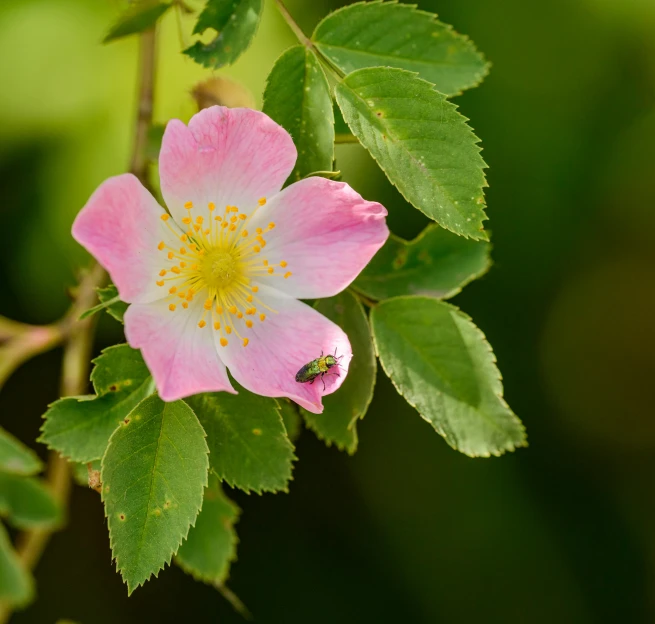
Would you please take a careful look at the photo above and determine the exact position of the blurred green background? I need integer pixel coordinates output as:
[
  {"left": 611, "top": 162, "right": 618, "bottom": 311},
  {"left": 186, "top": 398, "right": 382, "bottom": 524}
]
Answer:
[{"left": 1, "top": 0, "right": 654, "bottom": 621}]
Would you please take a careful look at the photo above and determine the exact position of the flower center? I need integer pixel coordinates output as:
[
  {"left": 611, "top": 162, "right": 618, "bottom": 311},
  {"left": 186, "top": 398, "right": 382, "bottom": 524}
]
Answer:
[
  {"left": 155, "top": 199, "right": 293, "bottom": 349},
  {"left": 201, "top": 248, "right": 239, "bottom": 290}
]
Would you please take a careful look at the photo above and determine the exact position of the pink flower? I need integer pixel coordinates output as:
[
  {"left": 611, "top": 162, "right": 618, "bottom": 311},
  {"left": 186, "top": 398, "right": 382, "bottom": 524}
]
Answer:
[{"left": 72, "top": 106, "right": 388, "bottom": 413}]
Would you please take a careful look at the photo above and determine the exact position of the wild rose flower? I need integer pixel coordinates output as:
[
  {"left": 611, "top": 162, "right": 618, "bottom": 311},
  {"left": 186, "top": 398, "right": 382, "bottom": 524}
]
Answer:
[{"left": 72, "top": 106, "right": 388, "bottom": 413}]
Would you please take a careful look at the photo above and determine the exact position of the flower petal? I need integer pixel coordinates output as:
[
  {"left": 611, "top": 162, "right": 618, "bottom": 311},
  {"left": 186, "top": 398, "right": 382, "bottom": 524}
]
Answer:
[
  {"left": 72, "top": 173, "right": 181, "bottom": 304},
  {"left": 124, "top": 297, "right": 235, "bottom": 402},
  {"left": 248, "top": 177, "right": 388, "bottom": 298},
  {"left": 216, "top": 285, "right": 351, "bottom": 413},
  {"left": 159, "top": 106, "right": 297, "bottom": 228}
]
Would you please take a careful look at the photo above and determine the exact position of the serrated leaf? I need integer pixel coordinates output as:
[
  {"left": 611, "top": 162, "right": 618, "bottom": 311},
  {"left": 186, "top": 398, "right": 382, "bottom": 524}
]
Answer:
[
  {"left": 335, "top": 67, "right": 488, "bottom": 239},
  {"left": 104, "top": 0, "right": 172, "bottom": 43},
  {"left": 371, "top": 296, "right": 526, "bottom": 457},
  {"left": 0, "top": 427, "right": 42, "bottom": 476},
  {"left": 98, "top": 284, "right": 128, "bottom": 323},
  {"left": 313, "top": 1, "right": 488, "bottom": 96},
  {"left": 175, "top": 474, "right": 239, "bottom": 584},
  {"left": 354, "top": 224, "right": 490, "bottom": 301},
  {"left": 102, "top": 395, "right": 209, "bottom": 594},
  {"left": 0, "top": 473, "right": 62, "bottom": 529},
  {"left": 186, "top": 390, "right": 295, "bottom": 494},
  {"left": 184, "top": 0, "right": 263, "bottom": 69},
  {"left": 263, "top": 46, "right": 334, "bottom": 183},
  {"left": 0, "top": 522, "right": 33, "bottom": 608},
  {"left": 301, "top": 290, "right": 375, "bottom": 454},
  {"left": 277, "top": 399, "right": 302, "bottom": 442},
  {"left": 39, "top": 345, "right": 154, "bottom": 462}
]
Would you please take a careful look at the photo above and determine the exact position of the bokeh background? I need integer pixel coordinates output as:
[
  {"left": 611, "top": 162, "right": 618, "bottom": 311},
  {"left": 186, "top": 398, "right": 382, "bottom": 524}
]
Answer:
[{"left": 1, "top": 0, "right": 654, "bottom": 621}]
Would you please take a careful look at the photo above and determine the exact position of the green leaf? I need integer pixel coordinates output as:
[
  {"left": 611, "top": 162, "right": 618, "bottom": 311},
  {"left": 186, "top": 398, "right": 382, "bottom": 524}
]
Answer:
[
  {"left": 176, "top": 474, "right": 239, "bottom": 584},
  {"left": 354, "top": 225, "right": 490, "bottom": 301},
  {"left": 184, "top": 0, "right": 263, "bottom": 69},
  {"left": 39, "top": 345, "right": 154, "bottom": 463},
  {"left": 104, "top": 0, "right": 172, "bottom": 43},
  {"left": 102, "top": 395, "right": 209, "bottom": 594},
  {"left": 371, "top": 296, "right": 526, "bottom": 457},
  {"left": 78, "top": 284, "right": 127, "bottom": 323},
  {"left": 263, "top": 46, "right": 334, "bottom": 183},
  {"left": 335, "top": 67, "right": 488, "bottom": 239},
  {"left": 0, "top": 522, "right": 33, "bottom": 607},
  {"left": 0, "top": 427, "right": 42, "bottom": 476},
  {"left": 313, "top": 1, "right": 488, "bottom": 96},
  {"left": 186, "top": 390, "right": 295, "bottom": 494},
  {"left": 301, "top": 291, "right": 375, "bottom": 454},
  {"left": 277, "top": 399, "right": 302, "bottom": 442},
  {"left": 0, "top": 473, "right": 62, "bottom": 529}
]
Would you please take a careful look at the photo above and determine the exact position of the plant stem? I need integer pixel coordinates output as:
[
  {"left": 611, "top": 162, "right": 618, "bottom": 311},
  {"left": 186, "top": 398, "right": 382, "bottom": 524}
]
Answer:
[
  {"left": 0, "top": 25, "right": 158, "bottom": 623},
  {"left": 273, "top": 0, "right": 313, "bottom": 49}
]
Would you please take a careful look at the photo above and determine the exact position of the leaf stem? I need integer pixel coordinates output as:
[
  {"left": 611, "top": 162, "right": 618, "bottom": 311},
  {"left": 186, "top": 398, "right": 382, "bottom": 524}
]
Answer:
[
  {"left": 0, "top": 25, "right": 158, "bottom": 623},
  {"left": 273, "top": 0, "right": 313, "bottom": 49}
]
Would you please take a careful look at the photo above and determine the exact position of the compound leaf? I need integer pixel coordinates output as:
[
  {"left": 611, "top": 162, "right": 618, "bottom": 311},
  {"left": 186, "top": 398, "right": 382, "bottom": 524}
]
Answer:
[
  {"left": 371, "top": 296, "right": 526, "bottom": 457},
  {"left": 0, "top": 428, "right": 42, "bottom": 476},
  {"left": 184, "top": 0, "right": 263, "bottom": 69},
  {"left": 313, "top": 0, "right": 488, "bottom": 96},
  {"left": 102, "top": 395, "right": 209, "bottom": 594},
  {"left": 336, "top": 67, "right": 488, "bottom": 239},
  {"left": 354, "top": 224, "right": 490, "bottom": 300},
  {"left": 302, "top": 291, "right": 375, "bottom": 454},
  {"left": 263, "top": 46, "right": 334, "bottom": 183},
  {"left": 176, "top": 474, "right": 239, "bottom": 584},
  {"left": 186, "top": 390, "right": 295, "bottom": 494}
]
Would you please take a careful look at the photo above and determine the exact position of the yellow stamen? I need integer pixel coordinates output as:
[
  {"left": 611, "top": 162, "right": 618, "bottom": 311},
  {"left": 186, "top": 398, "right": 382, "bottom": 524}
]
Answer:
[
  {"left": 268, "top": 222, "right": 276, "bottom": 229},
  {"left": 258, "top": 197, "right": 266, "bottom": 206},
  {"left": 208, "top": 202, "right": 215, "bottom": 211},
  {"left": 226, "top": 326, "right": 232, "bottom": 335},
  {"left": 157, "top": 241, "right": 165, "bottom": 250},
  {"left": 198, "top": 320, "right": 206, "bottom": 328},
  {"left": 267, "top": 267, "right": 274, "bottom": 274},
  {"left": 167, "top": 252, "right": 174, "bottom": 260},
  {"left": 169, "top": 304, "right": 176, "bottom": 312},
  {"left": 229, "top": 306, "right": 237, "bottom": 314},
  {"left": 169, "top": 286, "right": 177, "bottom": 294},
  {"left": 182, "top": 217, "right": 191, "bottom": 224},
  {"left": 220, "top": 337, "right": 228, "bottom": 347},
  {"left": 156, "top": 280, "right": 164, "bottom": 287},
  {"left": 159, "top": 269, "right": 167, "bottom": 277},
  {"left": 214, "top": 321, "right": 221, "bottom": 330},
  {"left": 160, "top": 214, "right": 170, "bottom": 221},
  {"left": 184, "top": 201, "right": 193, "bottom": 209},
  {"left": 252, "top": 286, "right": 259, "bottom": 293},
  {"left": 284, "top": 272, "right": 292, "bottom": 279},
  {"left": 246, "top": 320, "right": 253, "bottom": 328},
  {"left": 243, "top": 338, "right": 249, "bottom": 347},
  {"left": 280, "top": 261, "right": 288, "bottom": 268},
  {"left": 260, "top": 314, "right": 266, "bottom": 322}
]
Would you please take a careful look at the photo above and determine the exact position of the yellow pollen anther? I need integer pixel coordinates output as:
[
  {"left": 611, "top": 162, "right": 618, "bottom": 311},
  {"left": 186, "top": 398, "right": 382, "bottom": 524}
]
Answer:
[
  {"left": 180, "top": 248, "right": 187, "bottom": 254},
  {"left": 229, "top": 305, "right": 237, "bottom": 314},
  {"left": 161, "top": 214, "right": 170, "bottom": 221},
  {"left": 220, "top": 337, "right": 228, "bottom": 347},
  {"left": 267, "top": 267, "right": 274, "bottom": 274},
  {"left": 169, "top": 286, "right": 177, "bottom": 294},
  {"left": 284, "top": 272, "right": 292, "bottom": 279},
  {"left": 215, "top": 216, "right": 222, "bottom": 221},
  {"left": 184, "top": 201, "right": 193, "bottom": 209},
  {"left": 178, "top": 292, "right": 186, "bottom": 299},
  {"left": 226, "top": 326, "right": 232, "bottom": 335},
  {"left": 252, "top": 286, "right": 259, "bottom": 293},
  {"left": 260, "top": 314, "right": 266, "bottom": 321},
  {"left": 263, "top": 260, "right": 268, "bottom": 266},
  {"left": 246, "top": 320, "right": 253, "bottom": 328},
  {"left": 196, "top": 216, "right": 204, "bottom": 224},
  {"left": 221, "top": 222, "right": 229, "bottom": 229},
  {"left": 198, "top": 320, "right": 206, "bottom": 328},
  {"left": 169, "top": 304, "right": 176, "bottom": 311},
  {"left": 159, "top": 269, "right": 167, "bottom": 276},
  {"left": 280, "top": 261, "right": 288, "bottom": 268},
  {"left": 167, "top": 252, "right": 174, "bottom": 260},
  {"left": 243, "top": 338, "right": 249, "bottom": 347},
  {"left": 171, "top": 266, "right": 180, "bottom": 274},
  {"left": 268, "top": 222, "right": 276, "bottom": 229},
  {"left": 182, "top": 217, "right": 191, "bottom": 224},
  {"left": 180, "top": 262, "right": 187, "bottom": 268},
  {"left": 156, "top": 280, "right": 164, "bottom": 287},
  {"left": 157, "top": 241, "right": 165, "bottom": 250},
  {"left": 239, "top": 214, "right": 247, "bottom": 220},
  {"left": 253, "top": 246, "right": 261, "bottom": 253},
  {"left": 192, "top": 264, "right": 199, "bottom": 271},
  {"left": 256, "top": 228, "right": 263, "bottom": 234},
  {"left": 182, "top": 301, "right": 189, "bottom": 309},
  {"left": 216, "top": 305, "right": 223, "bottom": 314},
  {"left": 193, "top": 224, "right": 201, "bottom": 232},
  {"left": 214, "top": 322, "right": 221, "bottom": 330},
  {"left": 208, "top": 202, "right": 215, "bottom": 211},
  {"left": 180, "top": 234, "right": 188, "bottom": 242},
  {"left": 204, "top": 229, "right": 211, "bottom": 235},
  {"left": 230, "top": 216, "right": 237, "bottom": 223},
  {"left": 246, "top": 295, "right": 253, "bottom": 303},
  {"left": 237, "top": 312, "right": 243, "bottom": 319},
  {"left": 258, "top": 198, "right": 266, "bottom": 206},
  {"left": 229, "top": 224, "right": 236, "bottom": 232},
  {"left": 241, "top": 229, "right": 249, "bottom": 237},
  {"left": 204, "top": 299, "right": 212, "bottom": 310}
]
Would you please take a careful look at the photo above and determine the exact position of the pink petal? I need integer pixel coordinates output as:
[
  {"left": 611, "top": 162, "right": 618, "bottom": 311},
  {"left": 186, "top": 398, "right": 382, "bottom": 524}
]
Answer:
[
  {"left": 72, "top": 174, "right": 181, "bottom": 304},
  {"left": 216, "top": 285, "right": 352, "bottom": 413},
  {"left": 124, "top": 298, "right": 235, "bottom": 401},
  {"left": 159, "top": 106, "right": 297, "bottom": 228},
  {"left": 248, "top": 177, "right": 388, "bottom": 298}
]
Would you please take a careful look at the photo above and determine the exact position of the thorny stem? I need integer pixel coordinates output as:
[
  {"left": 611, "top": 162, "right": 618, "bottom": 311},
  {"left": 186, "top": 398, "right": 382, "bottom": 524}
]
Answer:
[{"left": 0, "top": 26, "right": 158, "bottom": 624}]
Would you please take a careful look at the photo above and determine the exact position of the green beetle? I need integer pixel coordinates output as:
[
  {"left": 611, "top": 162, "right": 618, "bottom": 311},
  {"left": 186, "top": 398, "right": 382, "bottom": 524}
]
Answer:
[{"left": 295, "top": 350, "right": 342, "bottom": 390}]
